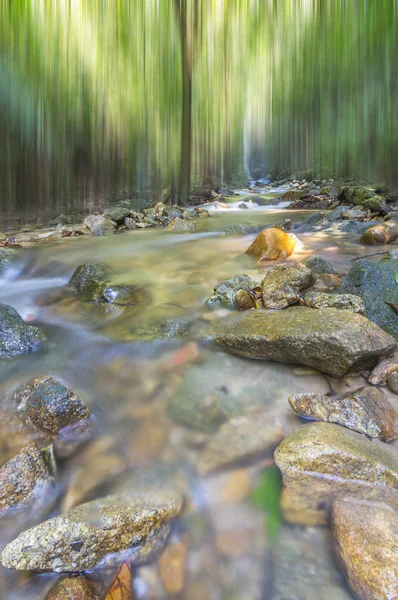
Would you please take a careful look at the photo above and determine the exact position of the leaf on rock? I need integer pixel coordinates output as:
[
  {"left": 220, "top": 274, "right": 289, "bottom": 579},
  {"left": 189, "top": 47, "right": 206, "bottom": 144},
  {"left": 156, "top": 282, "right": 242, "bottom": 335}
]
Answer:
[
  {"left": 394, "top": 272, "right": 398, "bottom": 284},
  {"left": 385, "top": 301, "right": 398, "bottom": 315},
  {"left": 103, "top": 562, "right": 133, "bottom": 600}
]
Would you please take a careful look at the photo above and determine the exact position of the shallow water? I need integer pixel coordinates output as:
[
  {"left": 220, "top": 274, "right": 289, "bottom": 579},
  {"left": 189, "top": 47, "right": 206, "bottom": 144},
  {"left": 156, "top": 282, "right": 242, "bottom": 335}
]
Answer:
[{"left": 0, "top": 205, "right": 393, "bottom": 599}]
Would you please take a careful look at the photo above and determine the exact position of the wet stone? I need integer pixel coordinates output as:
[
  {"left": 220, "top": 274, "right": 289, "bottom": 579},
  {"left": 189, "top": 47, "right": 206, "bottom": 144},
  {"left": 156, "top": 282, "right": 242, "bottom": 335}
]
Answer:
[
  {"left": 0, "top": 248, "right": 16, "bottom": 274},
  {"left": 206, "top": 274, "right": 258, "bottom": 307},
  {"left": 234, "top": 289, "right": 256, "bottom": 310},
  {"left": 211, "top": 307, "right": 396, "bottom": 378},
  {"left": 369, "top": 350, "right": 398, "bottom": 385},
  {"left": 388, "top": 372, "right": 398, "bottom": 394},
  {"left": 332, "top": 499, "right": 398, "bottom": 600},
  {"left": 302, "top": 254, "right": 338, "bottom": 274},
  {"left": 84, "top": 214, "right": 116, "bottom": 236},
  {"left": 260, "top": 262, "right": 315, "bottom": 309},
  {"left": 303, "top": 291, "right": 364, "bottom": 313},
  {"left": 0, "top": 443, "right": 53, "bottom": 518},
  {"left": 67, "top": 264, "right": 106, "bottom": 299},
  {"left": 1, "top": 491, "right": 183, "bottom": 572},
  {"left": 100, "top": 284, "right": 150, "bottom": 306},
  {"left": 245, "top": 227, "right": 296, "bottom": 261},
  {"left": 46, "top": 575, "right": 98, "bottom": 599},
  {"left": 165, "top": 217, "right": 196, "bottom": 232},
  {"left": 275, "top": 422, "right": 398, "bottom": 525},
  {"left": 0, "top": 303, "right": 47, "bottom": 359},
  {"left": 104, "top": 206, "right": 132, "bottom": 222},
  {"left": 14, "top": 376, "right": 90, "bottom": 436},
  {"left": 288, "top": 386, "right": 397, "bottom": 440}
]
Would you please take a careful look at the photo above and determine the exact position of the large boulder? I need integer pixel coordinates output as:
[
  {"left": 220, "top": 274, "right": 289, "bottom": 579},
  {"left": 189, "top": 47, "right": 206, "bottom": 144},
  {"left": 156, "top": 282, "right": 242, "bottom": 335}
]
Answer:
[
  {"left": 104, "top": 206, "right": 132, "bottom": 222},
  {"left": 332, "top": 499, "right": 398, "bottom": 600},
  {"left": 210, "top": 307, "right": 396, "bottom": 377},
  {"left": 84, "top": 214, "right": 116, "bottom": 236},
  {"left": 261, "top": 262, "right": 315, "bottom": 309},
  {"left": 288, "top": 386, "right": 396, "bottom": 440},
  {"left": 245, "top": 228, "right": 296, "bottom": 261},
  {"left": 274, "top": 422, "right": 398, "bottom": 525},
  {"left": 0, "top": 304, "right": 47, "bottom": 358},
  {"left": 67, "top": 263, "right": 106, "bottom": 299},
  {"left": 342, "top": 253, "right": 398, "bottom": 334},
  {"left": 1, "top": 491, "right": 183, "bottom": 572},
  {"left": 360, "top": 221, "right": 398, "bottom": 244},
  {"left": 47, "top": 576, "right": 98, "bottom": 599},
  {"left": 165, "top": 218, "right": 196, "bottom": 232}
]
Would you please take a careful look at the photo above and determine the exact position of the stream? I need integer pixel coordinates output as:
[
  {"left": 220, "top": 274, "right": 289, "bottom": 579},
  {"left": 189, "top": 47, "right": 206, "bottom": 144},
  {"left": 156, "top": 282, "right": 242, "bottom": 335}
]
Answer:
[{"left": 0, "top": 200, "right": 393, "bottom": 599}]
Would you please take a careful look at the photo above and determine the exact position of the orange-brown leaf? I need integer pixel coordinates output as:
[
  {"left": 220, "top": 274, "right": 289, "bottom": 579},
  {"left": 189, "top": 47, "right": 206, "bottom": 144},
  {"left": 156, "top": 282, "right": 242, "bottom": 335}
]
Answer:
[
  {"left": 385, "top": 301, "right": 398, "bottom": 315},
  {"left": 103, "top": 562, "right": 133, "bottom": 600}
]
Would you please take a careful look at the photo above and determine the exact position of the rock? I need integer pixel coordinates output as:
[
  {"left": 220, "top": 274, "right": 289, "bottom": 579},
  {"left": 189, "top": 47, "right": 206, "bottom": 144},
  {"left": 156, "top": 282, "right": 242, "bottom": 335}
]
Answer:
[
  {"left": 340, "top": 208, "right": 367, "bottom": 220},
  {"left": 13, "top": 376, "right": 90, "bottom": 436},
  {"left": 155, "top": 318, "right": 191, "bottom": 338},
  {"left": 332, "top": 499, "right": 398, "bottom": 600},
  {"left": 388, "top": 372, "right": 398, "bottom": 394},
  {"left": 206, "top": 274, "right": 258, "bottom": 307},
  {"left": 67, "top": 264, "right": 106, "bottom": 299},
  {"left": 360, "top": 195, "right": 389, "bottom": 214},
  {"left": 369, "top": 351, "right": 398, "bottom": 385},
  {"left": 211, "top": 307, "right": 396, "bottom": 377},
  {"left": 260, "top": 262, "right": 315, "bottom": 309},
  {"left": 270, "top": 218, "right": 292, "bottom": 231},
  {"left": 220, "top": 224, "right": 247, "bottom": 236},
  {"left": 303, "top": 291, "right": 364, "bottom": 313},
  {"left": 104, "top": 206, "right": 131, "bottom": 222},
  {"left": 302, "top": 255, "right": 337, "bottom": 274},
  {"left": 0, "top": 304, "right": 47, "bottom": 359},
  {"left": 342, "top": 254, "right": 398, "bottom": 334},
  {"left": 1, "top": 491, "right": 183, "bottom": 572},
  {"left": 360, "top": 221, "right": 398, "bottom": 244},
  {"left": 100, "top": 284, "right": 149, "bottom": 306},
  {"left": 245, "top": 228, "right": 296, "bottom": 261},
  {"left": 288, "top": 386, "right": 396, "bottom": 440},
  {"left": 84, "top": 214, "right": 116, "bottom": 236},
  {"left": 339, "top": 185, "right": 376, "bottom": 206},
  {"left": 165, "top": 218, "right": 196, "bottom": 232},
  {"left": 0, "top": 248, "right": 16, "bottom": 274},
  {"left": 272, "top": 526, "right": 352, "bottom": 600},
  {"left": 47, "top": 575, "right": 98, "bottom": 599},
  {"left": 274, "top": 422, "right": 398, "bottom": 525},
  {"left": 0, "top": 444, "right": 52, "bottom": 518},
  {"left": 198, "top": 416, "right": 283, "bottom": 475},
  {"left": 299, "top": 212, "right": 328, "bottom": 230},
  {"left": 234, "top": 289, "right": 256, "bottom": 310},
  {"left": 56, "top": 223, "right": 90, "bottom": 237}
]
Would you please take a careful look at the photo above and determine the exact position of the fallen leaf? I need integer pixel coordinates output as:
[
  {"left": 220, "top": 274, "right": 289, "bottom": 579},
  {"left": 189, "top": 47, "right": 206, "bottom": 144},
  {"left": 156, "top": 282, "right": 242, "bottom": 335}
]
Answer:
[
  {"left": 103, "top": 562, "right": 133, "bottom": 600},
  {"left": 385, "top": 301, "right": 398, "bottom": 315},
  {"left": 394, "top": 272, "right": 398, "bottom": 284}
]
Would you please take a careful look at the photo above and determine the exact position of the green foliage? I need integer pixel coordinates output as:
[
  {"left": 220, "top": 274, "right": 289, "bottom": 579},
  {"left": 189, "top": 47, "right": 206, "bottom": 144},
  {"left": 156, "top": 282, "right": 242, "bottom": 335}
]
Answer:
[{"left": 251, "top": 465, "right": 282, "bottom": 542}]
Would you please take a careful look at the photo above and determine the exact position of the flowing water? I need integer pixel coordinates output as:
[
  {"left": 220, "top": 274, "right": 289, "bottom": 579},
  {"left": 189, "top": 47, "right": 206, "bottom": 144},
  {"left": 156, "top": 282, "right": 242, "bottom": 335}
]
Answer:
[{"left": 0, "top": 202, "right": 390, "bottom": 599}]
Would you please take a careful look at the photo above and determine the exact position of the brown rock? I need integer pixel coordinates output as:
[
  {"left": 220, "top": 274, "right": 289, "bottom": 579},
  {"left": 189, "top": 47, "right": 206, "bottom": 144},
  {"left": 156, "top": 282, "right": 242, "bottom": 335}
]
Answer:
[
  {"left": 288, "top": 386, "right": 397, "bottom": 440},
  {"left": 332, "top": 499, "right": 398, "bottom": 600},
  {"left": 261, "top": 262, "right": 315, "bottom": 309},
  {"left": 360, "top": 221, "right": 398, "bottom": 245},
  {"left": 234, "top": 289, "right": 255, "bottom": 311},
  {"left": 369, "top": 351, "right": 398, "bottom": 385},
  {"left": 274, "top": 422, "right": 398, "bottom": 525},
  {"left": 0, "top": 443, "right": 53, "bottom": 517},
  {"left": 47, "top": 575, "right": 98, "bottom": 599},
  {"left": 198, "top": 415, "right": 283, "bottom": 475},
  {"left": 388, "top": 372, "right": 398, "bottom": 394},
  {"left": 14, "top": 376, "right": 90, "bottom": 436},
  {"left": 245, "top": 228, "right": 296, "bottom": 261},
  {"left": 159, "top": 535, "right": 188, "bottom": 594}
]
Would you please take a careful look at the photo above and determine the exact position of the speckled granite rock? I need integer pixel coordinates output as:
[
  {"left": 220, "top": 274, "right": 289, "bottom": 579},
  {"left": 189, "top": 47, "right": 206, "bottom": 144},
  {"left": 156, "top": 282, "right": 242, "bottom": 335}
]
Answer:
[
  {"left": 302, "top": 254, "right": 338, "bottom": 275},
  {"left": 46, "top": 575, "right": 98, "bottom": 599},
  {"left": 332, "top": 499, "right": 398, "bottom": 600},
  {"left": 14, "top": 376, "right": 90, "bottom": 435},
  {"left": 1, "top": 491, "right": 183, "bottom": 572},
  {"left": 0, "top": 443, "right": 53, "bottom": 518},
  {"left": 274, "top": 422, "right": 398, "bottom": 525},
  {"left": 288, "top": 386, "right": 396, "bottom": 440},
  {"left": 67, "top": 264, "right": 106, "bottom": 299},
  {"left": 211, "top": 307, "right": 396, "bottom": 377},
  {"left": 0, "top": 304, "right": 47, "bottom": 358},
  {"left": 84, "top": 215, "right": 116, "bottom": 236},
  {"left": 206, "top": 274, "right": 258, "bottom": 307},
  {"left": 165, "top": 217, "right": 196, "bottom": 232},
  {"left": 260, "top": 262, "right": 315, "bottom": 309},
  {"left": 198, "top": 416, "right": 283, "bottom": 475},
  {"left": 369, "top": 351, "right": 398, "bottom": 385},
  {"left": 303, "top": 291, "right": 364, "bottom": 313}
]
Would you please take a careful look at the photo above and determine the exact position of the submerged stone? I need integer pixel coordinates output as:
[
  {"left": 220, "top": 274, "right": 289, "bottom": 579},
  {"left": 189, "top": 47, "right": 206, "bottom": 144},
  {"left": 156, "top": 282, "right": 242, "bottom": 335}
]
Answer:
[
  {"left": 210, "top": 307, "right": 396, "bottom": 377},
  {"left": 0, "top": 304, "right": 47, "bottom": 359},
  {"left": 84, "top": 215, "right": 116, "bottom": 236},
  {"left": 1, "top": 491, "right": 183, "bottom": 572},
  {"left": 67, "top": 264, "right": 106, "bottom": 299},
  {"left": 302, "top": 254, "right": 338, "bottom": 274},
  {"left": 165, "top": 217, "right": 196, "bottom": 232},
  {"left": 303, "top": 291, "right": 364, "bottom": 313},
  {"left": 388, "top": 372, "right": 398, "bottom": 394},
  {"left": 47, "top": 575, "right": 98, "bottom": 599},
  {"left": 206, "top": 274, "right": 258, "bottom": 307},
  {"left": 100, "top": 284, "right": 150, "bottom": 306},
  {"left": 0, "top": 443, "right": 53, "bottom": 518},
  {"left": 274, "top": 422, "right": 398, "bottom": 525},
  {"left": 261, "top": 262, "right": 315, "bottom": 309},
  {"left": 288, "top": 386, "right": 396, "bottom": 440},
  {"left": 14, "top": 376, "right": 90, "bottom": 436},
  {"left": 332, "top": 499, "right": 398, "bottom": 600},
  {"left": 245, "top": 228, "right": 296, "bottom": 261}
]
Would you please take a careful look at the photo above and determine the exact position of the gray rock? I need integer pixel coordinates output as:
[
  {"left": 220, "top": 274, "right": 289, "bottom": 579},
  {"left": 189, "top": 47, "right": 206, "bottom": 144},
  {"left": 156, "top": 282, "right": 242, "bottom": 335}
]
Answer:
[
  {"left": 388, "top": 372, "right": 398, "bottom": 394},
  {"left": 14, "top": 376, "right": 90, "bottom": 435},
  {"left": 101, "top": 284, "right": 150, "bottom": 306},
  {"left": 84, "top": 215, "right": 116, "bottom": 236},
  {"left": 0, "top": 248, "right": 16, "bottom": 274},
  {"left": 0, "top": 444, "right": 53, "bottom": 518},
  {"left": 104, "top": 206, "right": 132, "bottom": 222},
  {"left": 299, "top": 212, "right": 328, "bottom": 231},
  {"left": 206, "top": 274, "right": 258, "bottom": 307},
  {"left": 210, "top": 307, "right": 396, "bottom": 377},
  {"left": 288, "top": 386, "right": 396, "bottom": 440},
  {"left": 369, "top": 351, "right": 398, "bottom": 385},
  {"left": 165, "top": 218, "right": 196, "bottom": 232},
  {"left": 261, "top": 262, "right": 315, "bottom": 309},
  {"left": 67, "top": 263, "right": 106, "bottom": 299},
  {"left": 0, "top": 304, "right": 47, "bottom": 359},
  {"left": 302, "top": 255, "right": 337, "bottom": 274},
  {"left": 220, "top": 224, "right": 247, "bottom": 236},
  {"left": 303, "top": 291, "right": 364, "bottom": 313},
  {"left": 342, "top": 253, "right": 398, "bottom": 334},
  {"left": 1, "top": 491, "right": 183, "bottom": 572}
]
